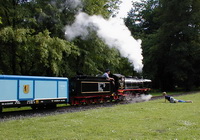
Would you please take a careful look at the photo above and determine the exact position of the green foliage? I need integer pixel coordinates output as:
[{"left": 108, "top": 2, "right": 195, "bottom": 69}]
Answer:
[
  {"left": 0, "top": 0, "right": 136, "bottom": 78},
  {"left": 125, "top": 0, "right": 200, "bottom": 90},
  {"left": 0, "top": 93, "right": 200, "bottom": 139},
  {"left": 0, "top": 27, "right": 79, "bottom": 76},
  {"left": 82, "top": 0, "right": 121, "bottom": 18},
  {"left": 28, "top": 0, "right": 81, "bottom": 38}
]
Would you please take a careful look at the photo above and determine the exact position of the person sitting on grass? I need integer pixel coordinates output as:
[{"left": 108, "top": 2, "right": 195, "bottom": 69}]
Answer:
[{"left": 163, "top": 92, "right": 193, "bottom": 103}]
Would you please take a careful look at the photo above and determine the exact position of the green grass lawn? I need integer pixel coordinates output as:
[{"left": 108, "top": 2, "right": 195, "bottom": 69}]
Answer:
[{"left": 0, "top": 93, "right": 200, "bottom": 140}]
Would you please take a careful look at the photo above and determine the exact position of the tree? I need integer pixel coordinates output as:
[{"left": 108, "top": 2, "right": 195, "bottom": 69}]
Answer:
[
  {"left": 125, "top": 0, "right": 200, "bottom": 91},
  {"left": 0, "top": 0, "right": 135, "bottom": 77},
  {"left": 0, "top": 17, "right": 2, "bottom": 24},
  {"left": 0, "top": 27, "right": 79, "bottom": 76},
  {"left": 72, "top": 32, "right": 121, "bottom": 75},
  {"left": 82, "top": 0, "right": 121, "bottom": 18},
  {"left": 0, "top": 0, "right": 81, "bottom": 76}
]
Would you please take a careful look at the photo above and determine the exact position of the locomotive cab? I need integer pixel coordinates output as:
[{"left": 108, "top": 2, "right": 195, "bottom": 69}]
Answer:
[
  {"left": 70, "top": 75, "right": 114, "bottom": 96},
  {"left": 69, "top": 75, "right": 116, "bottom": 105},
  {"left": 111, "top": 74, "right": 125, "bottom": 90}
]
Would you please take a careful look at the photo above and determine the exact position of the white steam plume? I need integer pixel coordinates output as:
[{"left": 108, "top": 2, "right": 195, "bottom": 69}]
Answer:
[
  {"left": 125, "top": 94, "right": 152, "bottom": 103},
  {"left": 65, "top": 12, "right": 143, "bottom": 72}
]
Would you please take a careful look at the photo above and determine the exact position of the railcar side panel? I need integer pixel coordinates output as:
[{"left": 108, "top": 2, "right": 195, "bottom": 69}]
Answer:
[
  {"left": 35, "top": 81, "right": 57, "bottom": 99},
  {"left": 0, "top": 80, "right": 17, "bottom": 101},
  {"left": 19, "top": 80, "right": 34, "bottom": 100},
  {"left": 58, "top": 81, "right": 68, "bottom": 98}
]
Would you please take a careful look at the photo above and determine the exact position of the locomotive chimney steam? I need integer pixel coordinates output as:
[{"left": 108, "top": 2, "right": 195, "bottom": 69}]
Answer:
[{"left": 65, "top": 6, "right": 143, "bottom": 72}]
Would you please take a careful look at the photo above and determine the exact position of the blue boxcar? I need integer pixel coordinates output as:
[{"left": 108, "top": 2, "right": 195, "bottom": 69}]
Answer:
[{"left": 0, "top": 75, "right": 69, "bottom": 112}]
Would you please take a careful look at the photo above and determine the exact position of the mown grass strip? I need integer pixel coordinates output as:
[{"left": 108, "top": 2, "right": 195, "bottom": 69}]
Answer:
[{"left": 0, "top": 93, "right": 199, "bottom": 139}]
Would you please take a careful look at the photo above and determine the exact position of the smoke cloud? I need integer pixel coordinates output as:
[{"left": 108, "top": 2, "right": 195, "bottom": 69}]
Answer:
[
  {"left": 64, "top": 7, "right": 143, "bottom": 72},
  {"left": 125, "top": 94, "right": 152, "bottom": 103}
]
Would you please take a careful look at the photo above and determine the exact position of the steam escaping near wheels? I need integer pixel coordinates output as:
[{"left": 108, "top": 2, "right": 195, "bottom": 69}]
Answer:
[{"left": 124, "top": 94, "right": 153, "bottom": 103}]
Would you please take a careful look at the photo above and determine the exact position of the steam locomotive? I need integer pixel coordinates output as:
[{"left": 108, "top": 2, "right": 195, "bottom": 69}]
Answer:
[{"left": 0, "top": 74, "right": 151, "bottom": 112}]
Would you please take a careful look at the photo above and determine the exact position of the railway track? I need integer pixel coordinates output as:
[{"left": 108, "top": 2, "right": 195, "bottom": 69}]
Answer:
[{"left": 0, "top": 102, "right": 120, "bottom": 121}]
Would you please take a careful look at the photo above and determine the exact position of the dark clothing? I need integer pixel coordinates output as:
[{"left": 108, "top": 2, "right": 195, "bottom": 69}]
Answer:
[
  {"left": 165, "top": 95, "right": 171, "bottom": 102},
  {"left": 165, "top": 95, "right": 176, "bottom": 103},
  {"left": 165, "top": 95, "right": 186, "bottom": 103}
]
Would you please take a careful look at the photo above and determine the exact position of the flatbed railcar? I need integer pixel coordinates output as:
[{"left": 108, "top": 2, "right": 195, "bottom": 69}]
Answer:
[{"left": 0, "top": 75, "right": 69, "bottom": 112}]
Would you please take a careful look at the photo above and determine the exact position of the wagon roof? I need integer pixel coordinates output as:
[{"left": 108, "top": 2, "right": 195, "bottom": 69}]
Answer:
[{"left": 0, "top": 75, "right": 68, "bottom": 81}]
